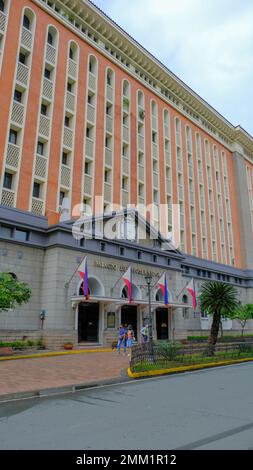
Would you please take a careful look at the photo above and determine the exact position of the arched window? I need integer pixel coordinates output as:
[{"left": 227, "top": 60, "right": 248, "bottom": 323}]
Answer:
[
  {"left": 121, "top": 286, "right": 128, "bottom": 299},
  {"left": 23, "top": 14, "right": 30, "bottom": 30},
  {"left": 0, "top": 0, "right": 5, "bottom": 13},
  {"left": 47, "top": 32, "right": 53, "bottom": 45},
  {"left": 88, "top": 55, "right": 97, "bottom": 75},
  {"left": 122, "top": 79, "right": 130, "bottom": 98},
  {"left": 106, "top": 69, "right": 114, "bottom": 86},
  {"left": 79, "top": 284, "right": 91, "bottom": 296}
]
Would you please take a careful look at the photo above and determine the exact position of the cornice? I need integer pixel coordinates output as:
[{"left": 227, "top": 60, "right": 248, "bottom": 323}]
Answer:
[{"left": 33, "top": 0, "right": 253, "bottom": 162}]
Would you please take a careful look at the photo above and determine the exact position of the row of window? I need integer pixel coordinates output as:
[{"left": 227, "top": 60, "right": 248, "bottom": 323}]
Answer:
[
  {"left": 0, "top": 225, "right": 29, "bottom": 241},
  {"left": 181, "top": 264, "right": 244, "bottom": 285}
]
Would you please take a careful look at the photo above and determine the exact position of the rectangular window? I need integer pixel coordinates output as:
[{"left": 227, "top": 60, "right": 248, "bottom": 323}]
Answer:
[
  {"left": 67, "top": 82, "right": 72, "bottom": 93},
  {"left": 33, "top": 182, "right": 40, "bottom": 198},
  {"left": 37, "top": 142, "right": 44, "bottom": 155},
  {"left": 59, "top": 191, "right": 65, "bottom": 205},
  {"left": 15, "top": 229, "right": 29, "bottom": 241},
  {"left": 44, "top": 68, "right": 51, "bottom": 80},
  {"left": 3, "top": 172, "right": 13, "bottom": 190},
  {"left": 138, "top": 251, "right": 142, "bottom": 260},
  {"left": 62, "top": 152, "right": 68, "bottom": 165},
  {"left": 153, "top": 255, "right": 157, "bottom": 263},
  {"left": 41, "top": 104, "right": 47, "bottom": 116},
  {"left": 65, "top": 116, "right": 70, "bottom": 127},
  {"left": 100, "top": 242, "right": 106, "bottom": 252},
  {"left": 9, "top": 130, "right": 17, "bottom": 145},
  {"left": 14, "top": 90, "right": 22, "bottom": 103},
  {"left": 19, "top": 52, "right": 26, "bottom": 64},
  {"left": 0, "top": 225, "right": 12, "bottom": 238},
  {"left": 119, "top": 247, "right": 125, "bottom": 256}
]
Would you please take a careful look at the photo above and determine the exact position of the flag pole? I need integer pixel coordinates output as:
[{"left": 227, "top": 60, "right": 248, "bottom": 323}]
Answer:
[
  {"left": 65, "top": 257, "right": 86, "bottom": 290},
  {"left": 175, "top": 279, "right": 192, "bottom": 300}
]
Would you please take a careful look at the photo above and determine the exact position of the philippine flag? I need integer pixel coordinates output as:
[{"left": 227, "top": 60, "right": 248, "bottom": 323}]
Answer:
[
  {"left": 78, "top": 257, "right": 89, "bottom": 300},
  {"left": 186, "top": 278, "right": 197, "bottom": 310},
  {"left": 122, "top": 267, "right": 133, "bottom": 304},
  {"left": 157, "top": 272, "right": 169, "bottom": 306}
]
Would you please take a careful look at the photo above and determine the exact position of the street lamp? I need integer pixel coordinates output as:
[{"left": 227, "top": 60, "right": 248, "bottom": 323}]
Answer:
[{"left": 145, "top": 275, "right": 153, "bottom": 359}]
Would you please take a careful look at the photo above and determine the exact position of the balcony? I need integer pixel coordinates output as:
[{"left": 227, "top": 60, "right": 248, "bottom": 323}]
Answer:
[
  {"left": 42, "top": 77, "right": 53, "bottom": 101},
  {"left": 34, "top": 155, "right": 47, "bottom": 180},
  {"left": 46, "top": 43, "right": 57, "bottom": 66},
  {"left": 39, "top": 114, "right": 50, "bottom": 138},
  {"left": 85, "top": 138, "right": 94, "bottom": 159},
  {"left": 104, "top": 182, "right": 112, "bottom": 202},
  {"left": 106, "top": 115, "right": 113, "bottom": 134},
  {"left": 153, "top": 172, "right": 159, "bottom": 189},
  {"left": 31, "top": 197, "right": 44, "bottom": 215},
  {"left": 63, "top": 126, "right": 73, "bottom": 149},
  {"left": 122, "top": 190, "right": 129, "bottom": 208},
  {"left": 66, "top": 91, "right": 75, "bottom": 113},
  {"left": 164, "top": 124, "right": 170, "bottom": 139},
  {"left": 165, "top": 150, "right": 171, "bottom": 165},
  {"left": 138, "top": 134, "right": 144, "bottom": 152},
  {"left": 21, "top": 27, "right": 32, "bottom": 51},
  {"left": 152, "top": 142, "right": 158, "bottom": 159},
  {"left": 84, "top": 174, "right": 93, "bottom": 195},
  {"left": 88, "top": 72, "right": 96, "bottom": 92},
  {"left": 105, "top": 147, "right": 112, "bottom": 167},
  {"left": 11, "top": 101, "right": 25, "bottom": 127},
  {"left": 0, "top": 10, "right": 6, "bottom": 34},
  {"left": 61, "top": 164, "right": 71, "bottom": 188},
  {"left": 166, "top": 178, "right": 172, "bottom": 195},
  {"left": 87, "top": 103, "right": 95, "bottom": 124},
  {"left": 1, "top": 188, "right": 15, "bottom": 207},
  {"left": 122, "top": 125, "right": 129, "bottom": 143},
  {"left": 6, "top": 143, "right": 20, "bottom": 169},
  {"left": 68, "top": 58, "right": 77, "bottom": 79},
  {"left": 106, "top": 84, "right": 113, "bottom": 102},
  {"left": 122, "top": 157, "right": 129, "bottom": 175},
  {"left": 151, "top": 115, "right": 157, "bottom": 130},
  {"left": 16, "top": 62, "right": 29, "bottom": 87},
  {"left": 138, "top": 165, "right": 144, "bottom": 182}
]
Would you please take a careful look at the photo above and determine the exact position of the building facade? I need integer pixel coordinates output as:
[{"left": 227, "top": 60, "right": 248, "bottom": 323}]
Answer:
[
  {"left": 0, "top": 206, "right": 252, "bottom": 348},
  {"left": 0, "top": 0, "right": 252, "bottom": 345}
]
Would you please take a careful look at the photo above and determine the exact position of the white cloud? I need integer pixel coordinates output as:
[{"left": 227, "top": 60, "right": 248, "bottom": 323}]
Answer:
[{"left": 93, "top": 0, "right": 253, "bottom": 133}]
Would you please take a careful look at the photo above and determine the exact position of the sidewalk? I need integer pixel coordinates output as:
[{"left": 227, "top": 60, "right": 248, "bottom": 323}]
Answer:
[{"left": 0, "top": 351, "right": 129, "bottom": 401}]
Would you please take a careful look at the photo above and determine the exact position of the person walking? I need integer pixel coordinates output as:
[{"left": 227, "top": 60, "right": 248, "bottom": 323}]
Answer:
[
  {"left": 117, "top": 324, "right": 127, "bottom": 354},
  {"left": 141, "top": 324, "right": 148, "bottom": 343},
  {"left": 126, "top": 324, "right": 135, "bottom": 357}
]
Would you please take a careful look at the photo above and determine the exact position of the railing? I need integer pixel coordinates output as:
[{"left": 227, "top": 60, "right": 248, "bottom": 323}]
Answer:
[
  {"left": 46, "top": 43, "right": 57, "bottom": 66},
  {"left": 68, "top": 58, "right": 77, "bottom": 79},
  {"left": 42, "top": 77, "right": 53, "bottom": 101},
  {"left": 21, "top": 27, "right": 32, "bottom": 50},
  {"left": 130, "top": 341, "right": 253, "bottom": 373},
  {"left": 0, "top": 10, "right": 6, "bottom": 34},
  {"left": 16, "top": 62, "right": 29, "bottom": 87}
]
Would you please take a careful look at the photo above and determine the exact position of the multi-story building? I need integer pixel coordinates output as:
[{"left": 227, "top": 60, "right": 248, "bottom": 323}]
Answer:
[{"left": 0, "top": 0, "right": 252, "bottom": 346}]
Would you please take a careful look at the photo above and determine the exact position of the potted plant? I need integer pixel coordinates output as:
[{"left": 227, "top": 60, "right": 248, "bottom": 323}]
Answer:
[
  {"left": 123, "top": 97, "right": 129, "bottom": 109},
  {"left": 63, "top": 342, "right": 74, "bottom": 350},
  {"left": 139, "top": 109, "right": 145, "bottom": 120}
]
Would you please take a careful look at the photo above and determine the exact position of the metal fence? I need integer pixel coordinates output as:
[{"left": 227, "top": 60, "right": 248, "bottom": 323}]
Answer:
[{"left": 130, "top": 341, "right": 253, "bottom": 373}]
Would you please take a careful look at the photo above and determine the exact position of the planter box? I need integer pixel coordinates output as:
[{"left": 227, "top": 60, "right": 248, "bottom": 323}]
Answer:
[{"left": 0, "top": 347, "right": 13, "bottom": 356}]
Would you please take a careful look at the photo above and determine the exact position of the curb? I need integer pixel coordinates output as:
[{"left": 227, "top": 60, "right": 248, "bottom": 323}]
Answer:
[
  {"left": 0, "top": 370, "right": 130, "bottom": 403},
  {"left": 0, "top": 348, "right": 112, "bottom": 362},
  {"left": 128, "top": 356, "right": 253, "bottom": 379}
]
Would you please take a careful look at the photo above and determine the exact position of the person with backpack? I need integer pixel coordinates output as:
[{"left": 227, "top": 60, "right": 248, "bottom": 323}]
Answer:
[{"left": 117, "top": 324, "right": 127, "bottom": 354}]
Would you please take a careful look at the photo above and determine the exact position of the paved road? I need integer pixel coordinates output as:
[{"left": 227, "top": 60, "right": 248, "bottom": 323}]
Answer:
[{"left": 1, "top": 363, "right": 253, "bottom": 450}]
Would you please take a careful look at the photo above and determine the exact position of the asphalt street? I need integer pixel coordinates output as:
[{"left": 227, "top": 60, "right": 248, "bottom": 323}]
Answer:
[{"left": 0, "top": 362, "right": 253, "bottom": 450}]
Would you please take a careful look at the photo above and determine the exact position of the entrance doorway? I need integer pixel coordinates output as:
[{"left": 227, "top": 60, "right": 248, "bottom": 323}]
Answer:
[
  {"left": 121, "top": 305, "right": 138, "bottom": 340},
  {"left": 156, "top": 308, "right": 169, "bottom": 340},
  {"left": 78, "top": 303, "right": 99, "bottom": 343}
]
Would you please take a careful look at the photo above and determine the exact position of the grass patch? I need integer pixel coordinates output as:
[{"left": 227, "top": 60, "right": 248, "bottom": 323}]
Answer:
[{"left": 131, "top": 351, "right": 253, "bottom": 373}]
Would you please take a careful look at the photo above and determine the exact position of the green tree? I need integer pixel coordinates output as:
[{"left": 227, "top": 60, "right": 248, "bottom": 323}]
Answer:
[
  {"left": 0, "top": 273, "right": 31, "bottom": 312},
  {"left": 229, "top": 304, "right": 253, "bottom": 336},
  {"left": 199, "top": 282, "right": 239, "bottom": 355}
]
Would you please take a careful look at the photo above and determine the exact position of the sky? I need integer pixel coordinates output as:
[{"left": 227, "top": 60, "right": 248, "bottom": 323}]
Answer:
[{"left": 91, "top": 0, "right": 253, "bottom": 136}]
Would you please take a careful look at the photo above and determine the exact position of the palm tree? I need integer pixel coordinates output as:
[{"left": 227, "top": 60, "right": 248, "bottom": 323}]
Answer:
[{"left": 199, "top": 282, "right": 239, "bottom": 356}]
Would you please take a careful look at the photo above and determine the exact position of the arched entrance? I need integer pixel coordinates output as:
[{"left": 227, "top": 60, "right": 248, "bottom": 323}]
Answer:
[
  {"left": 77, "top": 276, "right": 104, "bottom": 343},
  {"left": 155, "top": 288, "right": 170, "bottom": 340},
  {"left": 78, "top": 303, "right": 99, "bottom": 343}
]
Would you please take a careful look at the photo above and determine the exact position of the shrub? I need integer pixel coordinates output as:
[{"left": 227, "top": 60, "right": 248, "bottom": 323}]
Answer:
[
  {"left": 238, "top": 344, "right": 253, "bottom": 354},
  {"left": 156, "top": 341, "right": 180, "bottom": 361},
  {"left": 36, "top": 339, "right": 46, "bottom": 349}
]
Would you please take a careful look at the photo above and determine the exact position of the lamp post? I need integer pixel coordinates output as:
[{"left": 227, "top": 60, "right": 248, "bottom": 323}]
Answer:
[{"left": 145, "top": 275, "right": 153, "bottom": 359}]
